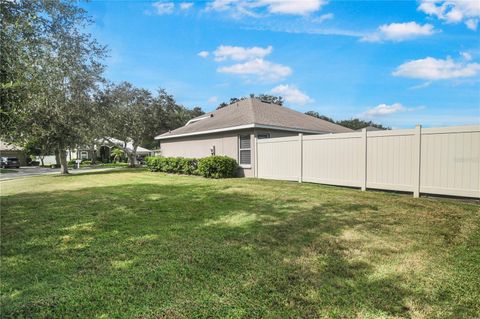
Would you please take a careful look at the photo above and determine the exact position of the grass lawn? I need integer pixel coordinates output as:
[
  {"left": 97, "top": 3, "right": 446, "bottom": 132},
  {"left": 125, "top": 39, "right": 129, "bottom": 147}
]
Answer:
[
  {"left": 1, "top": 170, "right": 479, "bottom": 318},
  {"left": 0, "top": 168, "right": 19, "bottom": 174}
]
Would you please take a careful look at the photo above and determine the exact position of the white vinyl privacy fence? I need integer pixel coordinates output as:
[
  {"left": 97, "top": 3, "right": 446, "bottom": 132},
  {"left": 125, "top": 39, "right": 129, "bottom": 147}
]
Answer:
[{"left": 255, "top": 125, "right": 480, "bottom": 198}]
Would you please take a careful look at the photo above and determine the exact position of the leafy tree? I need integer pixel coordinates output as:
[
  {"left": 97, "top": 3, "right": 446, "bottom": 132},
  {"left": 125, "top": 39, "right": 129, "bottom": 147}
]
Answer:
[
  {"left": 217, "top": 94, "right": 283, "bottom": 109},
  {"left": 305, "top": 111, "right": 389, "bottom": 130},
  {"left": 23, "top": 139, "right": 54, "bottom": 167},
  {"left": 256, "top": 94, "right": 283, "bottom": 105},
  {"left": 110, "top": 148, "right": 125, "bottom": 163},
  {"left": 336, "top": 118, "right": 389, "bottom": 130},
  {"left": 304, "top": 111, "right": 335, "bottom": 123},
  {"left": 99, "top": 83, "right": 203, "bottom": 167},
  {"left": 1, "top": 0, "right": 107, "bottom": 174}
]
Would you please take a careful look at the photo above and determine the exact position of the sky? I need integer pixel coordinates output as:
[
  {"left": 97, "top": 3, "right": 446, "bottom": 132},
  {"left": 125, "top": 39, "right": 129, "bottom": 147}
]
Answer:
[{"left": 83, "top": 0, "right": 480, "bottom": 128}]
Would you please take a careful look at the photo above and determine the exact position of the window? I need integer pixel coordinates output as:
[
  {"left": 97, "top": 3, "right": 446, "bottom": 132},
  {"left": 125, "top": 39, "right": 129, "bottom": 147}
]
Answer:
[
  {"left": 238, "top": 135, "right": 251, "bottom": 165},
  {"left": 257, "top": 133, "right": 270, "bottom": 139},
  {"left": 81, "top": 151, "right": 88, "bottom": 160}
]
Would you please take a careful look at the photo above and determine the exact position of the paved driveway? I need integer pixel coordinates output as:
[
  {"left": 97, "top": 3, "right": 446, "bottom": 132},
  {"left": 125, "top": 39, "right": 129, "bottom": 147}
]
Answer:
[{"left": 0, "top": 166, "right": 121, "bottom": 181}]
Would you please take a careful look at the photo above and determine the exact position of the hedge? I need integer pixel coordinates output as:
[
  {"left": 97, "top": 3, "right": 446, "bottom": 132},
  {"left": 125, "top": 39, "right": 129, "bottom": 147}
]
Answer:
[{"left": 146, "top": 156, "right": 238, "bottom": 178}]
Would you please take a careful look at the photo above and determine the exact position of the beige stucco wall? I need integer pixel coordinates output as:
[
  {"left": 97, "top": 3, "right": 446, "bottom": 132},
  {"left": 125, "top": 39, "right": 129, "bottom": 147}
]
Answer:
[{"left": 158, "top": 128, "right": 299, "bottom": 177}]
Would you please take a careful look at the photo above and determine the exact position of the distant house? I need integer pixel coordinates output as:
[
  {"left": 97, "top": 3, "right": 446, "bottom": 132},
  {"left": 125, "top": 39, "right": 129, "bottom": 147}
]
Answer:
[
  {"left": 0, "top": 141, "right": 27, "bottom": 166},
  {"left": 40, "top": 139, "right": 153, "bottom": 165},
  {"left": 155, "top": 98, "right": 351, "bottom": 177}
]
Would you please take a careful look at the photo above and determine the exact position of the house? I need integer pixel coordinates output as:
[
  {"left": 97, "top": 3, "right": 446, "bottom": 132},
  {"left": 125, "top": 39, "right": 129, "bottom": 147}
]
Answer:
[
  {"left": 0, "top": 141, "right": 27, "bottom": 166},
  {"left": 155, "top": 98, "right": 352, "bottom": 177},
  {"left": 40, "top": 139, "right": 153, "bottom": 165}
]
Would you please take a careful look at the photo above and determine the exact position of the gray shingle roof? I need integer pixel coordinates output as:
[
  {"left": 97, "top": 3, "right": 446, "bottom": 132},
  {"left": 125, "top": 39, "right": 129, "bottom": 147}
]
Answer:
[{"left": 156, "top": 98, "right": 351, "bottom": 139}]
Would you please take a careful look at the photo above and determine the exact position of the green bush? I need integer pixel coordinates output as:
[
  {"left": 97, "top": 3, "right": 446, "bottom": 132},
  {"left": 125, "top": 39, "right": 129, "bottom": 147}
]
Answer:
[
  {"left": 146, "top": 156, "right": 237, "bottom": 178},
  {"left": 146, "top": 157, "right": 196, "bottom": 174},
  {"left": 197, "top": 156, "right": 238, "bottom": 178},
  {"left": 81, "top": 160, "right": 92, "bottom": 166}
]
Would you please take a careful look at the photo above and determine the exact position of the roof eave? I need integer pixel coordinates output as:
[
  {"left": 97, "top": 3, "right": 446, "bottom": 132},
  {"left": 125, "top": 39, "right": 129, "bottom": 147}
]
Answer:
[{"left": 154, "top": 124, "right": 332, "bottom": 140}]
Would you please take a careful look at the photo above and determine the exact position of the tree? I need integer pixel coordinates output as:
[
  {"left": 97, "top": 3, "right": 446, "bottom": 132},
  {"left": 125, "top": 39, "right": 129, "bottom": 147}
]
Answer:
[
  {"left": 1, "top": 0, "right": 107, "bottom": 174},
  {"left": 99, "top": 83, "right": 203, "bottom": 167},
  {"left": 23, "top": 138, "right": 55, "bottom": 167},
  {"left": 305, "top": 111, "right": 389, "bottom": 130},
  {"left": 110, "top": 148, "right": 124, "bottom": 163},
  {"left": 304, "top": 111, "right": 335, "bottom": 123},
  {"left": 217, "top": 94, "right": 283, "bottom": 109},
  {"left": 336, "top": 118, "right": 389, "bottom": 130}
]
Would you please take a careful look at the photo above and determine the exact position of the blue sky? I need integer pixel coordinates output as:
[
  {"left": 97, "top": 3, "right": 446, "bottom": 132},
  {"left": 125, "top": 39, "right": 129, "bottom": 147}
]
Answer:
[{"left": 83, "top": 0, "right": 480, "bottom": 128}]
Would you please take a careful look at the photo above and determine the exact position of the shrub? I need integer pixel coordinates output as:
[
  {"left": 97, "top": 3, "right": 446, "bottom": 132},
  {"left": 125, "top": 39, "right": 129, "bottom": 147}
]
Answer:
[
  {"left": 197, "top": 156, "right": 238, "bottom": 178},
  {"left": 146, "top": 156, "right": 237, "bottom": 178},
  {"left": 81, "top": 160, "right": 92, "bottom": 166},
  {"left": 67, "top": 159, "right": 77, "bottom": 166},
  {"left": 146, "top": 157, "right": 199, "bottom": 175}
]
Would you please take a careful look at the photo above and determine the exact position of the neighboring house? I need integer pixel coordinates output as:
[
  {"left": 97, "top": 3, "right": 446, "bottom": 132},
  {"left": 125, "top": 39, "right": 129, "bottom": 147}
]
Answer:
[
  {"left": 0, "top": 140, "right": 27, "bottom": 166},
  {"left": 41, "top": 139, "right": 153, "bottom": 165},
  {"left": 155, "top": 98, "right": 352, "bottom": 177},
  {"left": 98, "top": 137, "right": 153, "bottom": 159}
]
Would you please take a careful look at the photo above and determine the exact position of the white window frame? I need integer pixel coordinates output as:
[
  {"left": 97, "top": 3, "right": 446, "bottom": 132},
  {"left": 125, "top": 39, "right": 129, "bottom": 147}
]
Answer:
[{"left": 238, "top": 134, "right": 251, "bottom": 168}]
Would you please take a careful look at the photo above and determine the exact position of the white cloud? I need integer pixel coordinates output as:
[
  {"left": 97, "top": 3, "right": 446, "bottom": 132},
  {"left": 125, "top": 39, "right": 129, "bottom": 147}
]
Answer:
[
  {"left": 218, "top": 58, "right": 292, "bottom": 81},
  {"left": 206, "top": 0, "right": 325, "bottom": 16},
  {"left": 465, "top": 18, "right": 479, "bottom": 30},
  {"left": 418, "top": 0, "right": 480, "bottom": 30},
  {"left": 393, "top": 56, "right": 480, "bottom": 80},
  {"left": 270, "top": 84, "right": 312, "bottom": 105},
  {"left": 214, "top": 45, "right": 273, "bottom": 61},
  {"left": 259, "top": 0, "right": 326, "bottom": 15},
  {"left": 207, "top": 96, "right": 218, "bottom": 103},
  {"left": 361, "top": 22, "right": 436, "bottom": 42},
  {"left": 461, "top": 51, "right": 472, "bottom": 61},
  {"left": 180, "top": 2, "right": 194, "bottom": 10},
  {"left": 152, "top": 2, "right": 175, "bottom": 15},
  {"left": 206, "top": 0, "right": 236, "bottom": 11},
  {"left": 311, "top": 13, "right": 334, "bottom": 23},
  {"left": 361, "top": 103, "right": 407, "bottom": 117},
  {"left": 198, "top": 51, "right": 209, "bottom": 58}
]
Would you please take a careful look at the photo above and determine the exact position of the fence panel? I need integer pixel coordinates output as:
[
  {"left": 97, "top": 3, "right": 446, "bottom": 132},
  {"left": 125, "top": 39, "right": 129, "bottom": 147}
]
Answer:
[
  {"left": 366, "top": 129, "right": 417, "bottom": 192},
  {"left": 302, "top": 133, "right": 364, "bottom": 187},
  {"left": 255, "top": 125, "right": 480, "bottom": 198},
  {"left": 257, "top": 136, "right": 300, "bottom": 181},
  {"left": 420, "top": 126, "right": 480, "bottom": 197}
]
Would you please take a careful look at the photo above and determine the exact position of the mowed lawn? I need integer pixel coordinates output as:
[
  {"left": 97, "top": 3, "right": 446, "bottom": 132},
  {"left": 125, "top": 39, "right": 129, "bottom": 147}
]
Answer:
[{"left": 1, "top": 170, "right": 479, "bottom": 318}]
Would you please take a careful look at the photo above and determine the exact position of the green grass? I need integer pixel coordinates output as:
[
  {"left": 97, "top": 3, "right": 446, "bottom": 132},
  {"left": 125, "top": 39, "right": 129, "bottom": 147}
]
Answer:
[
  {"left": 1, "top": 170, "right": 479, "bottom": 318},
  {"left": 0, "top": 168, "right": 18, "bottom": 174}
]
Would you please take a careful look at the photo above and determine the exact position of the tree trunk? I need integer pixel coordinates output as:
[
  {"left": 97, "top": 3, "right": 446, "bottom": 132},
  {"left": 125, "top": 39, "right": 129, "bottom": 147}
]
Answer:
[
  {"left": 127, "top": 151, "right": 137, "bottom": 167},
  {"left": 90, "top": 143, "right": 96, "bottom": 165},
  {"left": 40, "top": 156, "right": 45, "bottom": 167},
  {"left": 59, "top": 149, "right": 69, "bottom": 174},
  {"left": 54, "top": 149, "right": 61, "bottom": 166}
]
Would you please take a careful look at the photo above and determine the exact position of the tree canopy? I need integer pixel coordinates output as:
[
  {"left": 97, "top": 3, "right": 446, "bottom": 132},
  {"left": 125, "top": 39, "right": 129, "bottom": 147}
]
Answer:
[
  {"left": 1, "top": 1, "right": 204, "bottom": 172},
  {"left": 98, "top": 82, "right": 204, "bottom": 166},
  {"left": 217, "top": 94, "right": 283, "bottom": 109},
  {"left": 305, "top": 111, "right": 390, "bottom": 130}
]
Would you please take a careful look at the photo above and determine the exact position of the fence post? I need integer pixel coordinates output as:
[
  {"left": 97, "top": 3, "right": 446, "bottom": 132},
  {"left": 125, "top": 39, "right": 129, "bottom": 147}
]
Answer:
[
  {"left": 254, "top": 135, "right": 258, "bottom": 178},
  {"left": 299, "top": 133, "right": 303, "bottom": 183},
  {"left": 413, "top": 124, "right": 422, "bottom": 198},
  {"left": 361, "top": 128, "right": 367, "bottom": 191}
]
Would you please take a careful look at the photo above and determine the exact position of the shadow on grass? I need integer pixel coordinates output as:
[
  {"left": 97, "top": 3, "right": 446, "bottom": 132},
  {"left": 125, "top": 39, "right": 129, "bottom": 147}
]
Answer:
[
  {"left": 0, "top": 180, "right": 474, "bottom": 318},
  {"left": 54, "top": 167, "right": 145, "bottom": 178}
]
